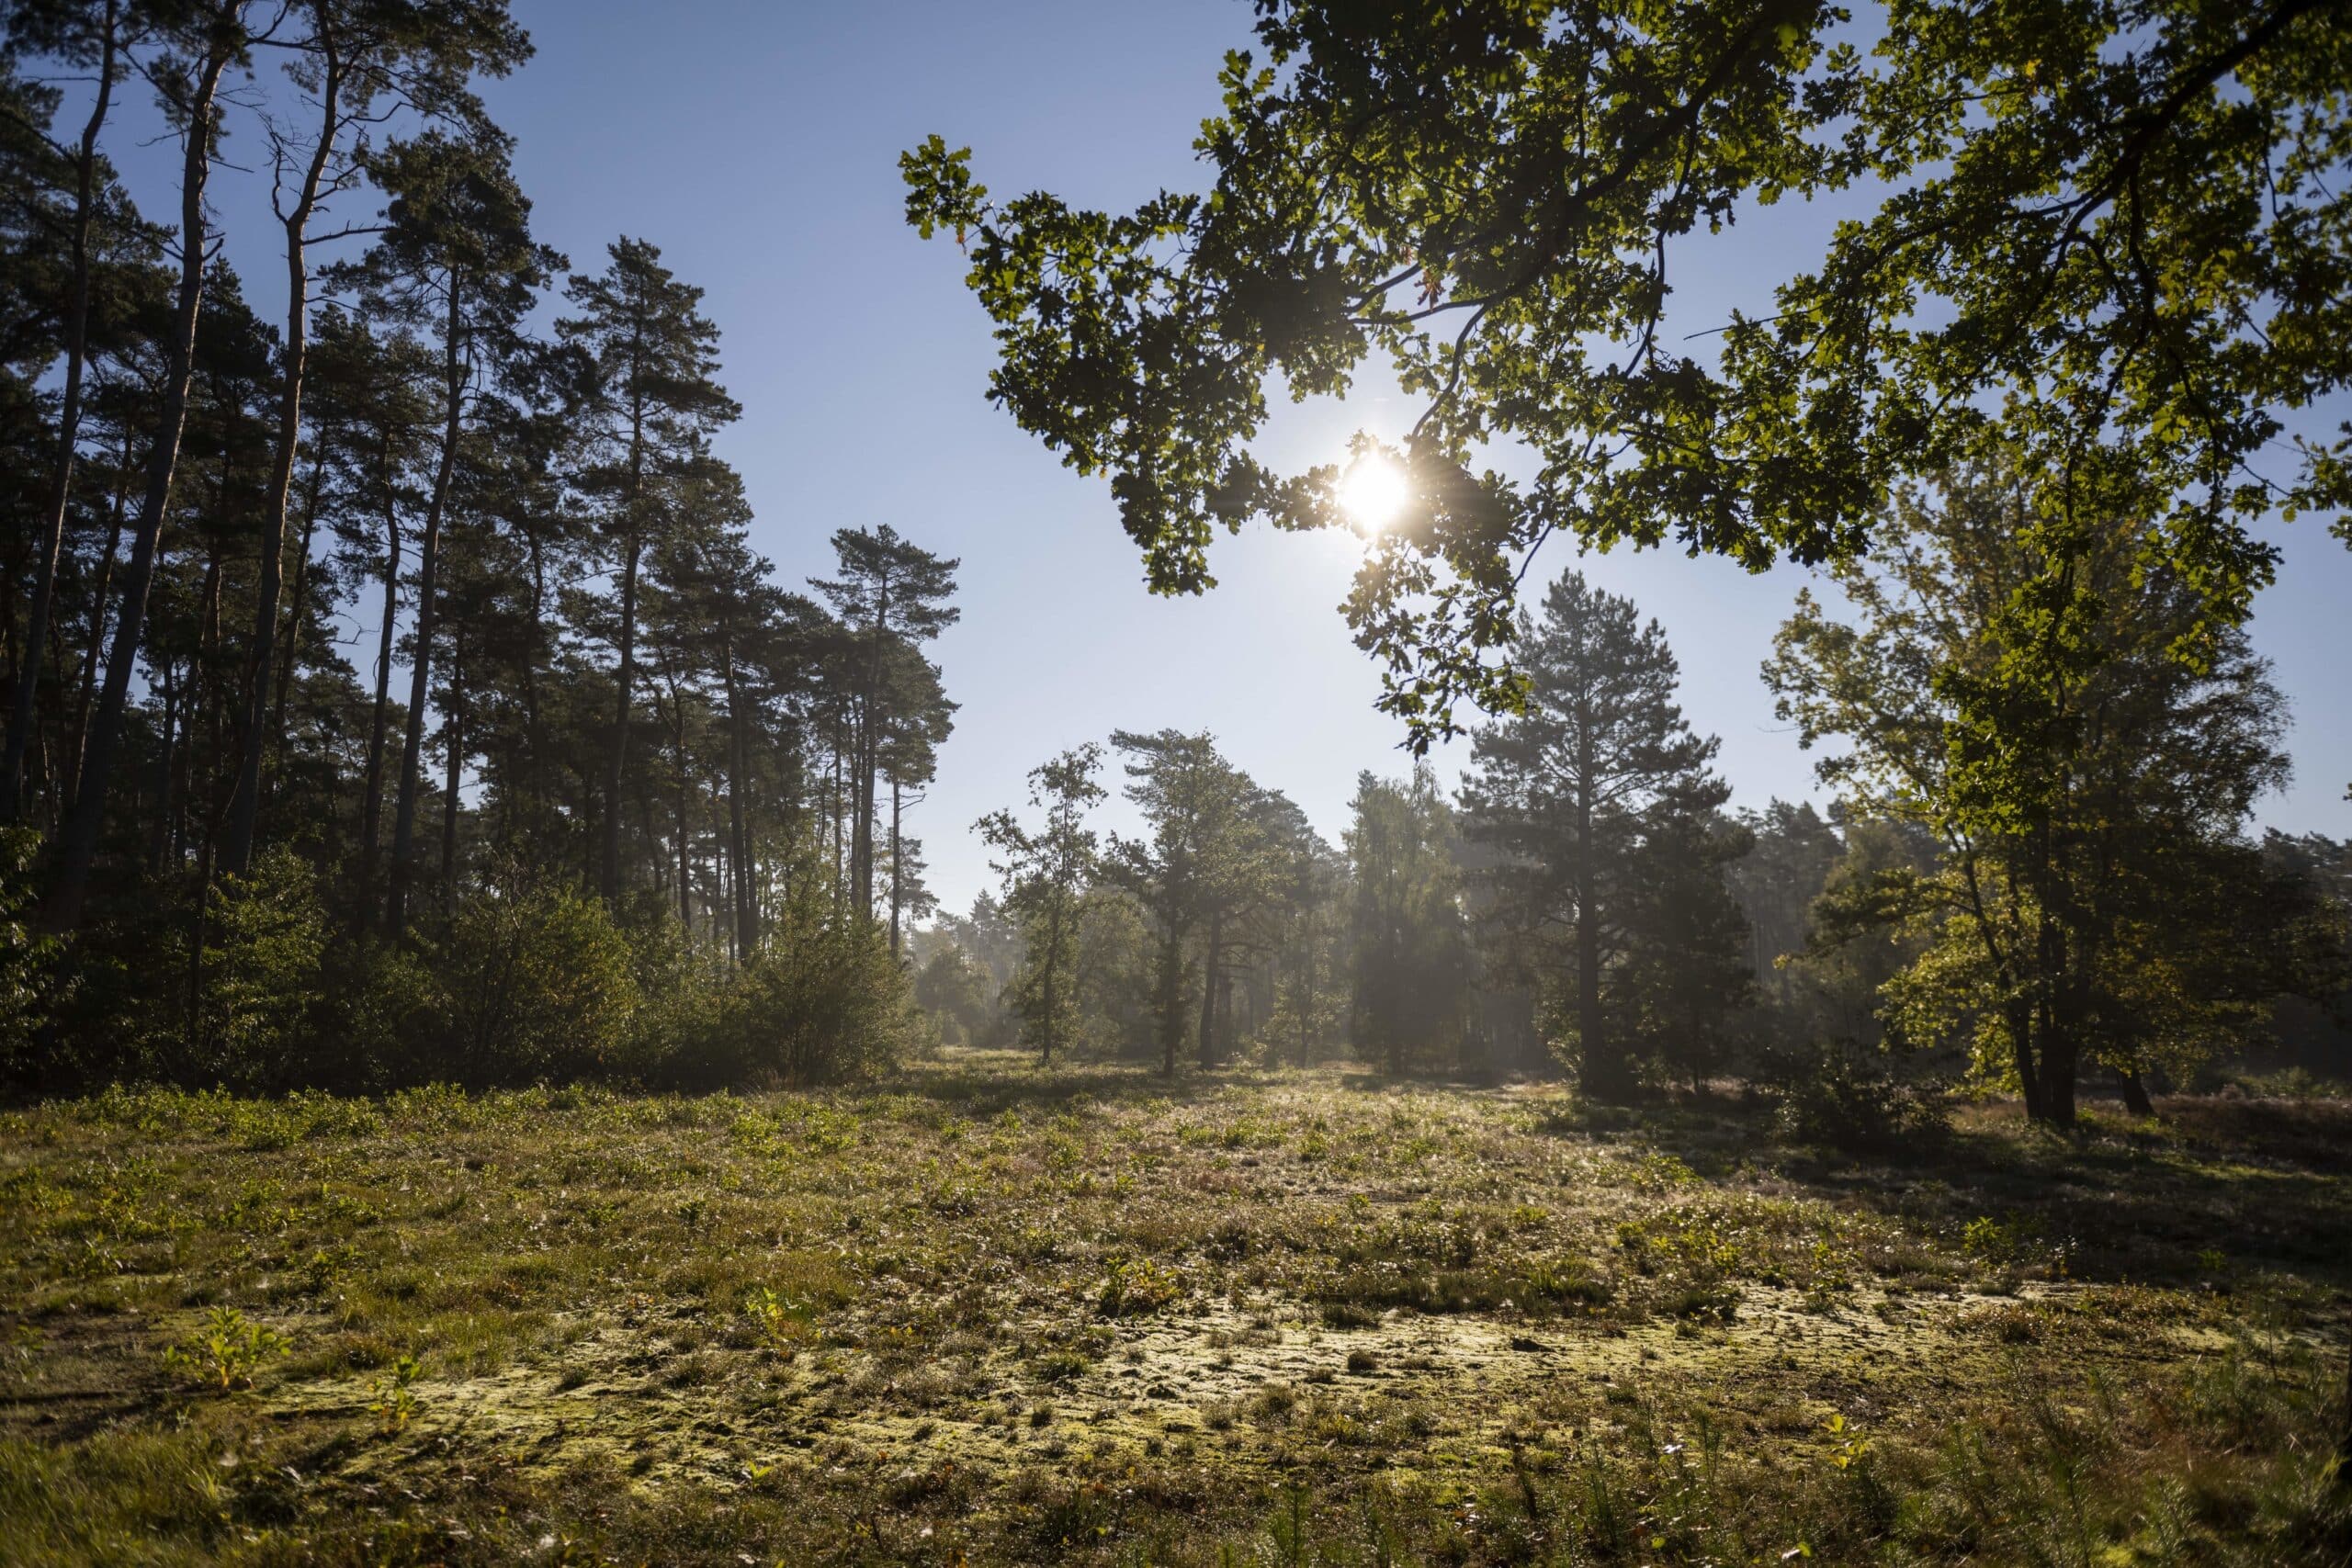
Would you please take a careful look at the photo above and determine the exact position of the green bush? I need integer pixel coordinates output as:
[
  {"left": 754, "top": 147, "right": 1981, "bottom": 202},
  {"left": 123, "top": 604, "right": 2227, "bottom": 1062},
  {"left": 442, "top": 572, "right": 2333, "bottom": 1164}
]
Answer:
[
  {"left": 0, "top": 827, "right": 57, "bottom": 1078},
  {"left": 1772, "top": 1043, "right": 1948, "bottom": 1152},
  {"left": 686, "top": 894, "right": 917, "bottom": 1087},
  {"left": 434, "top": 878, "right": 639, "bottom": 1083},
  {"left": 105, "top": 852, "right": 331, "bottom": 1092}
]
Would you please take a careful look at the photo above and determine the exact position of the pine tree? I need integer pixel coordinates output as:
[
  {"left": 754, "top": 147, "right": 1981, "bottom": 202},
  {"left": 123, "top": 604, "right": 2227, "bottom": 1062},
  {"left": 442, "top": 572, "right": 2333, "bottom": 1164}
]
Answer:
[
  {"left": 220, "top": 0, "right": 528, "bottom": 876},
  {"left": 812, "top": 525, "right": 959, "bottom": 925},
  {"left": 556, "top": 236, "right": 738, "bottom": 907},
  {"left": 1462, "top": 569, "right": 1737, "bottom": 1101},
  {"left": 48, "top": 0, "right": 254, "bottom": 930},
  {"left": 347, "top": 126, "right": 556, "bottom": 933}
]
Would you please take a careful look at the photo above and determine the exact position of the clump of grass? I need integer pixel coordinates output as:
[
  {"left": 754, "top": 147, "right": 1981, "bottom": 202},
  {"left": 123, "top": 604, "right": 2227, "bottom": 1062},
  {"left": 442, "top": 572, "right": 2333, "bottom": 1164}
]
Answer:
[
  {"left": 1096, "top": 1258, "right": 1183, "bottom": 1317},
  {"left": 742, "top": 1285, "right": 816, "bottom": 1358}
]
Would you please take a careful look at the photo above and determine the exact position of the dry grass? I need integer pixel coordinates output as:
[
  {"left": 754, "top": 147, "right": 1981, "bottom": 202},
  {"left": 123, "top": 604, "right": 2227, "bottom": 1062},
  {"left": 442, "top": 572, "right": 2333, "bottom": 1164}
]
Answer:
[{"left": 0, "top": 1053, "right": 2346, "bottom": 1564}]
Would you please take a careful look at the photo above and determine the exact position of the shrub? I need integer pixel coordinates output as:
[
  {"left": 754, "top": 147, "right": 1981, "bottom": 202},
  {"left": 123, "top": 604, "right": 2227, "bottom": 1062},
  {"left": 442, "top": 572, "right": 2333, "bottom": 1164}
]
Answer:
[
  {"left": 0, "top": 827, "right": 57, "bottom": 1079},
  {"left": 435, "top": 878, "right": 639, "bottom": 1083},
  {"left": 684, "top": 892, "right": 917, "bottom": 1087},
  {"left": 163, "top": 1307, "right": 289, "bottom": 1393},
  {"left": 1774, "top": 1043, "right": 1948, "bottom": 1152},
  {"left": 125, "top": 852, "right": 330, "bottom": 1091}
]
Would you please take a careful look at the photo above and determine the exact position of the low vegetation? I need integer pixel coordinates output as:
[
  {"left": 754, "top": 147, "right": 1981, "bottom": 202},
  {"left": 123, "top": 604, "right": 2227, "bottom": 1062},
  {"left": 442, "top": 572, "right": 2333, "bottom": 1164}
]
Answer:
[{"left": 2, "top": 1055, "right": 2346, "bottom": 1565}]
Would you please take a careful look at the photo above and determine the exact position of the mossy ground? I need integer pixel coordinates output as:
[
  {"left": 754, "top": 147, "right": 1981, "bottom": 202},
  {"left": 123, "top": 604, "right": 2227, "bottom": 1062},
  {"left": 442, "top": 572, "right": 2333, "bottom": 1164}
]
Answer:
[{"left": 1, "top": 1054, "right": 2346, "bottom": 1564}]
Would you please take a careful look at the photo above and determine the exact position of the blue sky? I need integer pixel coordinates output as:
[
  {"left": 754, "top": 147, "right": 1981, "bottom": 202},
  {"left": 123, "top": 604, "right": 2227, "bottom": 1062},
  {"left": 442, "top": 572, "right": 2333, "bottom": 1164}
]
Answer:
[{"left": 91, "top": 0, "right": 2352, "bottom": 912}]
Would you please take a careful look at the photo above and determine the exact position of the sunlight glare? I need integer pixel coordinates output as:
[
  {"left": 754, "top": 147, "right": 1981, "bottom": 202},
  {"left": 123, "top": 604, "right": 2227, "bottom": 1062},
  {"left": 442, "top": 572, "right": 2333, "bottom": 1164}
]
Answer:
[{"left": 1339, "top": 451, "right": 1411, "bottom": 533}]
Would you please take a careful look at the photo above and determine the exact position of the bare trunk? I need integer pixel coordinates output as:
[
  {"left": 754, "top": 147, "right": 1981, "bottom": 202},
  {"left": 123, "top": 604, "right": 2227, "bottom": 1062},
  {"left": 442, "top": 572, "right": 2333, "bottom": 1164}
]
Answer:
[
  {"left": 227, "top": 28, "right": 341, "bottom": 874},
  {"left": 356, "top": 492, "right": 400, "bottom": 917},
  {"left": 65, "top": 429, "right": 135, "bottom": 807},
  {"left": 1197, "top": 910, "right": 1222, "bottom": 1070},
  {"left": 439, "top": 634, "right": 461, "bottom": 917},
  {"left": 2118, "top": 1066, "right": 2154, "bottom": 1118},
  {"left": 723, "top": 638, "right": 753, "bottom": 958},
  {"left": 269, "top": 446, "right": 330, "bottom": 748},
  {"left": 46, "top": 31, "right": 235, "bottom": 930},
  {"left": 600, "top": 389, "right": 648, "bottom": 904},
  {"left": 388, "top": 281, "right": 463, "bottom": 935},
  {"left": 2, "top": 1, "right": 118, "bottom": 822}
]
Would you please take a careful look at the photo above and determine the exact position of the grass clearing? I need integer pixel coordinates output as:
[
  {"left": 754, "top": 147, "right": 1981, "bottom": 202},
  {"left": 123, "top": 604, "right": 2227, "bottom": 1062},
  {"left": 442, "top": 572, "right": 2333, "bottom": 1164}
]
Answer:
[{"left": 1, "top": 1053, "right": 2346, "bottom": 1563}]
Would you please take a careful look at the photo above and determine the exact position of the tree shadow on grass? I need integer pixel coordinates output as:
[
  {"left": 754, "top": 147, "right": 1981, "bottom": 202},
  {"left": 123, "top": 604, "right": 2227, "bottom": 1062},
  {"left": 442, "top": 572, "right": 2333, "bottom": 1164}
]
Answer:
[{"left": 1537, "top": 1088, "right": 2352, "bottom": 1293}]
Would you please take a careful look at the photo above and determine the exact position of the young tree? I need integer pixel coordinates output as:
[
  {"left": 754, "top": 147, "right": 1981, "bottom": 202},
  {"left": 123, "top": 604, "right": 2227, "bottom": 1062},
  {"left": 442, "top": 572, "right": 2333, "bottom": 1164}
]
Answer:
[
  {"left": 1104, "top": 728, "right": 1277, "bottom": 1074},
  {"left": 905, "top": 1, "right": 2351, "bottom": 746},
  {"left": 978, "top": 743, "right": 1103, "bottom": 1063},
  {"left": 556, "top": 236, "right": 738, "bottom": 906},
  {"left": 1767, "top": 449, "right": 2301, "bottom": 1125},
  {"left": 1460, "top": 569, "right": 1735, "bottom": 1100},
  {"left": 1345, "top": 764, "right": 1468, "bottom": 1076}
]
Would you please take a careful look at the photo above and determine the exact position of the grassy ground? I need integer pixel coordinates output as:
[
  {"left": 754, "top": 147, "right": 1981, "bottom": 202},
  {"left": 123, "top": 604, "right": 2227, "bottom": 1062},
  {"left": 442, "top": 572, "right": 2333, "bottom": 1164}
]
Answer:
[{"left": 0, "top": 1051, "right": 2346, "bottom": 1565}]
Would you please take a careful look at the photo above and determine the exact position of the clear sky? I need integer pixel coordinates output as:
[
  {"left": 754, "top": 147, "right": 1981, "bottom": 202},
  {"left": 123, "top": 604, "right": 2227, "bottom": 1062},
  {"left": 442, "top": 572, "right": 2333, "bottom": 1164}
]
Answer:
[{"left": 91, "top": 0, "right": 2352, "bottom": 914}]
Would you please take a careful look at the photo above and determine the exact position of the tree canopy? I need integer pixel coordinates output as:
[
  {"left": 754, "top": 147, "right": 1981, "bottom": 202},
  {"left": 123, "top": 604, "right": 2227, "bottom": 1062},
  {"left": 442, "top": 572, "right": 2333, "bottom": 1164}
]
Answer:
[{"left": 905, "top": 0, "right": 2352, "bottom": 744}]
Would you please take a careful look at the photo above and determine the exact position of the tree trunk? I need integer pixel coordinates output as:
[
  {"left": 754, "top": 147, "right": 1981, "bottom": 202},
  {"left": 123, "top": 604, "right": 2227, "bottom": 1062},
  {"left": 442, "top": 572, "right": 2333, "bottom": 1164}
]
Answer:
[
  {"left": 64, "top": 428, "right": 134, "bottom": 809},
  {"left": 225, "top": 30, "right": 341, "bottom": 876},
  {"left": 723, "top": 639, "right": 753, "bottom": 958},
  {"left": 439, "top": 634, "right": 461, "bottom": 917},
  {"left": 2041, "top": 1029, "right": 2078, "bottom": 1129},
  {"left": 149, "top": 660, "right": 179, "bottom": 872},
  {"left": 269, "top": 446, "right": 330, "bottom": 750},
  {"left": 888, "top": 775, "right": 902, "bottom": 958},
  {"left": 2, "top": 0, "right": 117, "bottom": 823},
  {"left": 388, "top": 281, "right": 463, "bottom": 935},
  {"left": 45, "top": 30, "right": 236, "bottom": 930},
  {"left": 1575, "top": 889, "right": 1614, "bottom": 1101},
  {"left": 600, "top": 388, "right": 649, "bottom": 905},
  {"left": 1159, "top": 931, "right": 1185, "bottom": 1077},
  {"left": 2118, "top": 1067, "right": 2154, "bottom": 1118},
  {"left": 357, "top": 491, "right": 400, "bottom": 919},
  {"left": 853, "top": 579, "right": 890, "bottom": 921},
  {"left": 1197, "top": 909, "right": 1222, "bottom": 1070}
]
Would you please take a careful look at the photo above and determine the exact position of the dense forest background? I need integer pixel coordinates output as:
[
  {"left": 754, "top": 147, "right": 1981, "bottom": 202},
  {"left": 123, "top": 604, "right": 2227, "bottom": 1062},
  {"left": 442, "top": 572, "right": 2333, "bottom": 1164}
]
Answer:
[{"left": 0, "top": 1, "right": 2346, "bottom": 1136}]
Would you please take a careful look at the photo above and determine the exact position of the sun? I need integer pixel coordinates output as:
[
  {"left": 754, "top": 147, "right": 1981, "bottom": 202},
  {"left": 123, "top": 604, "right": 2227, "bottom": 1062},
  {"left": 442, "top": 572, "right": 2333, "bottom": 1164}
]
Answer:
[{"left": 1338, "top": 450, "right": 1411, "bottom": 533}]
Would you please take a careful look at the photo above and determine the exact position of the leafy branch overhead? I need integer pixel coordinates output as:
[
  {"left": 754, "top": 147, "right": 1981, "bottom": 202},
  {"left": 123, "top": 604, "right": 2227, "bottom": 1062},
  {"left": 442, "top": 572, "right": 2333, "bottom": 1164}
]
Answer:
[{"left": 905, "top": 0, "right": 2352, "bottom": 748}]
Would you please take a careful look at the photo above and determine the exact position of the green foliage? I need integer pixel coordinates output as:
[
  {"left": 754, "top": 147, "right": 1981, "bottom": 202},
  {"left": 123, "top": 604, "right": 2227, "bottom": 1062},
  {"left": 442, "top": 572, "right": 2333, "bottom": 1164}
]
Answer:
[
  {"left": 121, "top": 852, "right": 331, "bottom": 1092},
  {"left": 1094, "top": 1257, "right": 1183, "bottom": 1317},
  {"left": 368, "top": 1353, "right": 424, "bottom": 1434},
  {"left": 690, "top": 886, "right": 917, "bottom": 1087},
  {"left": 1345, "top": 765, "right": 1470, "bottom": 1075},
  {"left": 0, "top": 828, "right": 56, "bottom": 1075},
  {"left": 436, "top": 875, "right": 639, "bottom": 1083},
  {"left": 1767, "top": 448, "right": 2309, "bottom": 1122},
  {"left": 907, "top": 1, "right": 2352, "bottom": 746},
  {"left": 912, "top": 942, "right": 999, "bottom": 1046},
  {"left": 1771, "top": 1043, "right": 1949, "bottom": 1153},
  {"left": 741, "top": 1286, "right": 816, "bottom": 1359},
  {"left": 979, "top": 744, "right": 1104, "bottom": 1062},
  {"left": 1464, "top": 570, "right": 1748, "bottom": 1099},
  {"left": 162, "top": 1307, "right": 288, "bottom": 1394}
]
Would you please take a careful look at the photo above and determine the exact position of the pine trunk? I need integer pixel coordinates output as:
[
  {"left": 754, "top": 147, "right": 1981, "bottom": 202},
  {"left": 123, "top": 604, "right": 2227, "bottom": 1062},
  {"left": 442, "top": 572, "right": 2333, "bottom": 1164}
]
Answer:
[
  {"left": 45, "top": 34, "right": 234, "bottom": 930},
  {"left": 1, "top": 0, "right": 116, "bottom": 823}
]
